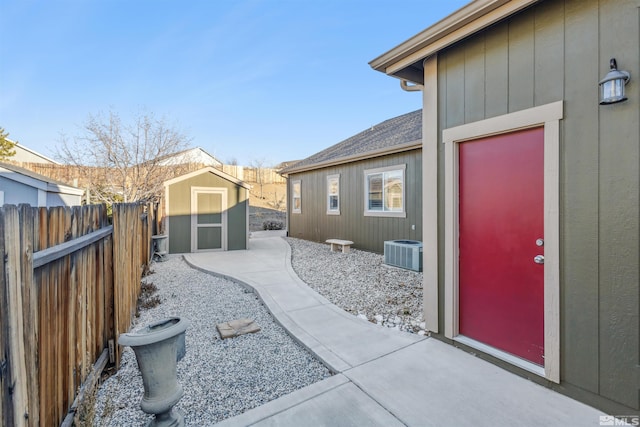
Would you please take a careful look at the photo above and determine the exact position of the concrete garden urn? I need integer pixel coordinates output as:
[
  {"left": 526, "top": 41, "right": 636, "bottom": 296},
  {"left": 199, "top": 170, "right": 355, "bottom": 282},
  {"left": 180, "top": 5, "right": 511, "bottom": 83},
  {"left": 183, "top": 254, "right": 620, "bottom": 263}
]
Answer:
[{"left": 119, "top": 317, "right": 190, "bottom": 427}]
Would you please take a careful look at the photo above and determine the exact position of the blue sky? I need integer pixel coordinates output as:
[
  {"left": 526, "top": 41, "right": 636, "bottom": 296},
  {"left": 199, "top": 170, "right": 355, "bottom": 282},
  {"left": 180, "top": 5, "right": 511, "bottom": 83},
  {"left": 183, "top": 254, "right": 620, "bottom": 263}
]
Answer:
[{"left": 1, "top": 0, "right": 468, "bottom": 166}]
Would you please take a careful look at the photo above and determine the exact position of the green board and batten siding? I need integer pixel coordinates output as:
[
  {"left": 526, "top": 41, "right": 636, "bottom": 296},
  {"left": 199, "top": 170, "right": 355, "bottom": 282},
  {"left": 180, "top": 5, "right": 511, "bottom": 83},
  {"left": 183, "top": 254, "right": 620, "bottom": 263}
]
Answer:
[
  {"left": 288, "top": 150, "right": 422, "bottom": 253},
  {"left": 436, "top": 0, "right": 639, "bottom": 412},
  {"left": 166, "top": 170, "right": 248, "bottom": 253}
]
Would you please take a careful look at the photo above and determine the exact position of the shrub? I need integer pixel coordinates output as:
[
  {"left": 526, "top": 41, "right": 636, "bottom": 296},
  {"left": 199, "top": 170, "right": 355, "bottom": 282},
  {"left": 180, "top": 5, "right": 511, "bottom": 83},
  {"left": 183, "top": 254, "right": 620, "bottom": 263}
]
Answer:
[
  {"left": 136, "top": 281, "right": 161, "bottom": 317},
  {"left": 263, "top": 220, "right": 284, "bottom": 230}
]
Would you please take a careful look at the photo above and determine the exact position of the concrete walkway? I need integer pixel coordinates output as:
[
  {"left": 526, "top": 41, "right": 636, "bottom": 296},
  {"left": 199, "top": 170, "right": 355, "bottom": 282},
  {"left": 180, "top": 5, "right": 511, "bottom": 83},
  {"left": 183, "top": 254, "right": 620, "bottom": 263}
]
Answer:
[{"left": 184, "top": 234, "right": 605, "bottom": 427}]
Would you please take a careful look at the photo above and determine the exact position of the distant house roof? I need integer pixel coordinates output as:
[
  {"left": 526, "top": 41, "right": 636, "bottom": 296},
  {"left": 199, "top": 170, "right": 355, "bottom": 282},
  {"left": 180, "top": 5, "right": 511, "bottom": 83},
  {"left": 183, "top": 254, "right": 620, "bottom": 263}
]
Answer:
[
  {"left": 281, "top": 110, "right": 422, "bottom": 175},
  {"left": 10, "top": 140, "right": 60, "bottom": 165},
  {"left": 155, "top": 147, "right": 222, "bottom": 167},
  {"left": 274, "top": 160, "right": 300, "bottom": 170}
]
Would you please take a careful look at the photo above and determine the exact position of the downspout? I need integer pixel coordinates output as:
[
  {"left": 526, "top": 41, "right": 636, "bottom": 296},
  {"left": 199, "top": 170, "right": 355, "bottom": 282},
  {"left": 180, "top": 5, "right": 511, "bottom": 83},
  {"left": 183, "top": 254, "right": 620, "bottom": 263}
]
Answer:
[{"left": 400, "top": 79, "right": 424, "bottom": 92}]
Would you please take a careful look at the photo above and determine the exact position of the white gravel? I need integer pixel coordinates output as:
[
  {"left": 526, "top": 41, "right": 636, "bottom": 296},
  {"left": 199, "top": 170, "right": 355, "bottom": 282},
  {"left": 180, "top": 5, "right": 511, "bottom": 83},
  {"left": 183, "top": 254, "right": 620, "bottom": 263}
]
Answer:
[
  {"left": 92, "top": 237, "right": 424, "bottom": 425},
  {"left": 286, "top": 237, "right": 425, "bottom": 334},
  {"left": 92, "top": 255, "right": 331, "bottom": 426}
]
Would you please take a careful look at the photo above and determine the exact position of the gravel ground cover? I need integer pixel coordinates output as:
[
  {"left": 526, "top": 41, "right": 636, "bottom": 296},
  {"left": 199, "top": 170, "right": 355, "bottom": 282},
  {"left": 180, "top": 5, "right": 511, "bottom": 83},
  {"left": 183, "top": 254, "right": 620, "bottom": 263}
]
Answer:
[
  {"left": 92, "top": 255, "right": 331, "bottom": 426},
  {"left": 286, "top": 237, "right": 425, "bottom": 334}
]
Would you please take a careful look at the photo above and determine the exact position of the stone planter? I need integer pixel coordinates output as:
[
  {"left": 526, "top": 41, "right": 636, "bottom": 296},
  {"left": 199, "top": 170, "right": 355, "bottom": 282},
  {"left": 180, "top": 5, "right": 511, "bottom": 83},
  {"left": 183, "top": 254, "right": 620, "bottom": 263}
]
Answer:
[
  {"left": 119, "top": 317, "right": 190, "bottom": 427},
  {"left": 151, "top": 235, "right": 168, "bottom": 262}
]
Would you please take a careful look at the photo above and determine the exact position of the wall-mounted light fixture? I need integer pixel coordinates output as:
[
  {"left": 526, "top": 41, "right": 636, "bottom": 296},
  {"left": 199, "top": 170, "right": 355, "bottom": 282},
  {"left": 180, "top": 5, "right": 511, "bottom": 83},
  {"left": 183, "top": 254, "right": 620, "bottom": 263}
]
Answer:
[{"left": 599, "top": 58, "right": 631, "bottom": 105}]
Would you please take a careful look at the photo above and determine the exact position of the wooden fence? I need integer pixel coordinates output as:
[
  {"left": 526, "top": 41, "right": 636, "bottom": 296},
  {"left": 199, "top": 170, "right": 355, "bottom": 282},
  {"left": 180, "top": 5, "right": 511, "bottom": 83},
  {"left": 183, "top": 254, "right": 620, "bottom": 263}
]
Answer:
[
  {"left": 241, "top": 167, "right": 287, "bottom": 184},
  {"left": 16, "top": 162, "right": 288, "bottom": 189},
  {"left": 0, "top": 202, "right": 154, "bottom": 427}
]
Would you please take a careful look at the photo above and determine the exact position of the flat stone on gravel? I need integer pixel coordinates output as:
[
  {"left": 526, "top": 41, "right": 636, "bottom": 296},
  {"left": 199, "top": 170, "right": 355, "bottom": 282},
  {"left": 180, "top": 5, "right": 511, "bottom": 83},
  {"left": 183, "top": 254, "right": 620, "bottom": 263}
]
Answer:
[{"left": 217, "top": 318, "right": 261, "bottom": 339}]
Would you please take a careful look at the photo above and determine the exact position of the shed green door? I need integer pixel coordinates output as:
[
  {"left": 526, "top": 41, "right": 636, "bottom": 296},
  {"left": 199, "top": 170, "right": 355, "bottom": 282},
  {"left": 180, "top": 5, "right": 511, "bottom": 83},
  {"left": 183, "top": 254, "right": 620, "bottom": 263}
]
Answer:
[{"left": 191, "top": 188, "right": 227, "bottom": 251}]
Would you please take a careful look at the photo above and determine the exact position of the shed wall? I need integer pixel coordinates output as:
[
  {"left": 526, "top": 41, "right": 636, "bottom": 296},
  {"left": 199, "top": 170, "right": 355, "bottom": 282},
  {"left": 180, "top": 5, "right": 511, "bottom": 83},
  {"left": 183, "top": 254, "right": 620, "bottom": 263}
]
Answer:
[
  {"left": 167, "top": 172, "right": 248, "bottom": 253},
  {"left": 288, "top": 150, "right": 422, "bottom": 253},
  {"left": 435, "top": 0, "right": 639, "bottom": 412},
  {"left": 46, "top": 192, "right": 82, "bottom": 207},
  {"left": 0, "top": 177, "right": 38, "bottom": 206}
]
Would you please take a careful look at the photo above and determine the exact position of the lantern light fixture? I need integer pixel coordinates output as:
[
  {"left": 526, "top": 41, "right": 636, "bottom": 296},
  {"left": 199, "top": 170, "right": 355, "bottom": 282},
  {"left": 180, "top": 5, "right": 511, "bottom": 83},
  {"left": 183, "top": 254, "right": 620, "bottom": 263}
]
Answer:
[{"left": 599, "top": 58, "right": 630, "bottom": 105}]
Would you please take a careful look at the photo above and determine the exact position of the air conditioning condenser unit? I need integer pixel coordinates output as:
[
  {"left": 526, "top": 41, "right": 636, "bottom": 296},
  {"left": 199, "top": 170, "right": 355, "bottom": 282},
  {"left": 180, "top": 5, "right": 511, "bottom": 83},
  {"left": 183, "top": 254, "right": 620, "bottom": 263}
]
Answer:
[{"left": 384, "top": 240, "right": 423, "bottom": 272}]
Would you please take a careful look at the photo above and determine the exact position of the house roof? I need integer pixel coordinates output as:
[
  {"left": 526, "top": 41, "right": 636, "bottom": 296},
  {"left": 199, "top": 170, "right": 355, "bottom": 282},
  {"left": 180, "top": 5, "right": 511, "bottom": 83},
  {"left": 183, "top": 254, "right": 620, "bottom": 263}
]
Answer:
[
  {"left": 163, "top": 166, "right": 251, "bottom": 189},
  {"left": 0, "top": 162, "right": 84, "bottom": 195},
  {"left": 281, "top": 109, "right": 422, "bottom": 175},
  {"left": 154, "top": 147, "right": 222, "bottom": 167},
  {"left": 369, "top": 0, "right": 541, "bottom": 84},
  {"left": 12, "top": 140, "right": 61, "bottom": 164}
]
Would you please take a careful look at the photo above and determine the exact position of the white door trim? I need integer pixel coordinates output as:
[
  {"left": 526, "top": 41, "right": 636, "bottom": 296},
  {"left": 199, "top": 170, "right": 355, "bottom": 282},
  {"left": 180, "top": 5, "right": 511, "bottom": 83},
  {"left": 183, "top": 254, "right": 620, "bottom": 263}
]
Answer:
[
  {"left": 191, "top": 187, "right": 227, "bottom": 252},
  {"left": 442, "top": 100, "right": 563, "bottom": 383}
]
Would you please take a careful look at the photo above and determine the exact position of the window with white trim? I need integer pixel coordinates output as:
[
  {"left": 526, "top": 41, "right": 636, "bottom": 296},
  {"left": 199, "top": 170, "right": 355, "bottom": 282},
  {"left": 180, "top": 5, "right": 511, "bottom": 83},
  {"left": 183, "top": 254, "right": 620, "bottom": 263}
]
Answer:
[
  {"left": 327, "top": 174, "right": 340, "bottom": 215},
  {"left": 364, "top": 165, "right": 406, "bottom": 217},
  {"left": 292, "top": 180, "right": 301, "bottom": 214}
]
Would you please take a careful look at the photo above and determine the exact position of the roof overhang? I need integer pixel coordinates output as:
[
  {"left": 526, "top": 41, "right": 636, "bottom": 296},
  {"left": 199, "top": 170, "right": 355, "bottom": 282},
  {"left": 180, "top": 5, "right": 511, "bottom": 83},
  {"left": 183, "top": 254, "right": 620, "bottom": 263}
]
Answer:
[
  {"left": 0, "top": 163, "right": 83, "bottom": 194},
  {"left": 281, "top": 140, "right": 421, "bottom": 176},
  {"left": 369, "top": 0, "right": 541, "bottom": 84},
  {"left": 163, "top": 166, "right": 250, "bottom": 189},
  {"left": 48, "top": 183, "right": 85, "bottom": 196}
]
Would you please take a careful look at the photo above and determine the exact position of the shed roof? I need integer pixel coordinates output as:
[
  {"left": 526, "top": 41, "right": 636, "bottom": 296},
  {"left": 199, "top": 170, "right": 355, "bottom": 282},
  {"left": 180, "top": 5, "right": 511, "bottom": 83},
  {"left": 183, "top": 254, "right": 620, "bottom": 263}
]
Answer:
[
  {"left": 154, "top": 147, "right": 223, "bottom": 167},
  {"left": 281, "top": 109, "right": 421, "bottom": 175},
  {"left": 0, "top": 162, "right": 84, "bottom": 195},
  {"left": 163, "top": 166, "right": 251, "bottom": 189}
]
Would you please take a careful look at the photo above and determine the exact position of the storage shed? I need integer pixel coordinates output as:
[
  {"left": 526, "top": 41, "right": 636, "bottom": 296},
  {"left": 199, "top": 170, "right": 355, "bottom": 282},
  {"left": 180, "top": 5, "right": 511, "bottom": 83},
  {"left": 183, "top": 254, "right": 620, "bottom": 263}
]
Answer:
[
  {"left": 0, "top": 162, "right": 84, "bottom": 207},
  {"left": 163, "top": 167, "right": 250, "bottom": 253}
]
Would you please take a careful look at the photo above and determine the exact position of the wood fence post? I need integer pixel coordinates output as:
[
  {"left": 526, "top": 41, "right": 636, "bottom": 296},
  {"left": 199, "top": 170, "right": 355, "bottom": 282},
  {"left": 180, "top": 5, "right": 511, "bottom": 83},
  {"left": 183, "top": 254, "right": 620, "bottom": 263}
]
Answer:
[
  {"left": 0, "top": 207, "right": 14, "bottom": 427},
  {"left": 3, "top": 206, "right": 29, "bottom": 426},
  {"left": 112, "top": 204, "right": 123, "bottom": 367},
  {"left": 18, "top": 205, "right": 39, "bottom": 426}
]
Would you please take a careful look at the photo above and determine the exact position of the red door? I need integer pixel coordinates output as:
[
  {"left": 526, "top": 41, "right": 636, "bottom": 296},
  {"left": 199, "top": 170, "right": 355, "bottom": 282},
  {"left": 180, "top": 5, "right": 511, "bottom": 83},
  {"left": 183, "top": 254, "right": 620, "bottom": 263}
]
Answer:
[{"left": 458, "top": 127, "right": 544, "bottom": 365}]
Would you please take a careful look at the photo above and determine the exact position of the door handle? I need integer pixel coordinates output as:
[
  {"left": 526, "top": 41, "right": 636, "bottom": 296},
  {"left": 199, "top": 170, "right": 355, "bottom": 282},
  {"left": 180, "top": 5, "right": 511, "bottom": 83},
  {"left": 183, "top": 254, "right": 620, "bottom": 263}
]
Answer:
[{"left": 534, "top": 255, "right": 544, "bottom": 264}]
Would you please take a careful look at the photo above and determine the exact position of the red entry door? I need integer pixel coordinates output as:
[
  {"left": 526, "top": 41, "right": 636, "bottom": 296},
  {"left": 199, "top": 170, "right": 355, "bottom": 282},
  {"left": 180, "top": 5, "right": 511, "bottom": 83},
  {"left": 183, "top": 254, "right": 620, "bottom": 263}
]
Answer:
[{"left": 458, "top": 127, "right": 544, "bottom": 365}]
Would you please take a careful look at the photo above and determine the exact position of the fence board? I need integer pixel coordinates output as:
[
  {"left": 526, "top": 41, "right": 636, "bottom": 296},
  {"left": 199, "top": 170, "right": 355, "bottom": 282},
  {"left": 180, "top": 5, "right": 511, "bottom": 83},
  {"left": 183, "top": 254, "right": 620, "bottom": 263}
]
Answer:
[
  {"left": 19, "top": 204, "right": 39, "bottom": 426},
  {"left": 0, "top": 208, "right": 12, "bottom": 426},
  {"left": 4, "top": 206, "right": 28, "bottom": 426}
]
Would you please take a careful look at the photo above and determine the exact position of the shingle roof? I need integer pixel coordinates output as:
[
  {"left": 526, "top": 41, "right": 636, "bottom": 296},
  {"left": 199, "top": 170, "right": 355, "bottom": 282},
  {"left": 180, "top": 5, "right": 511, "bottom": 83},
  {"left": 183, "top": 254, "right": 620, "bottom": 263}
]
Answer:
[{"left": 281, "top": 109, "right": 421, "bottom": 174}]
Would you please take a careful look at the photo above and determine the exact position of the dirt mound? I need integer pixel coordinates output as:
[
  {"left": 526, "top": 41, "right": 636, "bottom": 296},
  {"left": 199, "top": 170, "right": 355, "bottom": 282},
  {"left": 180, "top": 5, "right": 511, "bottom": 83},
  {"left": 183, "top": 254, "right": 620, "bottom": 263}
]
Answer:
[{"left": 247, "top": 182, "right": 286, "bottom": 210}]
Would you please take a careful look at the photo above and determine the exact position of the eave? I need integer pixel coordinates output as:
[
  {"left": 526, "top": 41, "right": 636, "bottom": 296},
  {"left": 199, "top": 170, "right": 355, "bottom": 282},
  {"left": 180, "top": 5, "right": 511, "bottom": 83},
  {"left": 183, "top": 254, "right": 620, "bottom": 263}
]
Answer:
[
  {"left": 280, "top": 140, "right": 421, "bottom": 176},
  {"left": 369, "top": 0, "right": 541, "bottom": 84}
]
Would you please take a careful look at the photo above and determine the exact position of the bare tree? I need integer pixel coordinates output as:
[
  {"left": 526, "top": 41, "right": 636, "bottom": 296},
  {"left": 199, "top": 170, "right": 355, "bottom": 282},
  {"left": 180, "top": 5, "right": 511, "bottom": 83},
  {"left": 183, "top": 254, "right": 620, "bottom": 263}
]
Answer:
[
  {"left": 250, "top": 157, "right": 270, "bottom": 200},
  {"left": 57, "top": 110, "right": 191, "bottom": 204}
]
